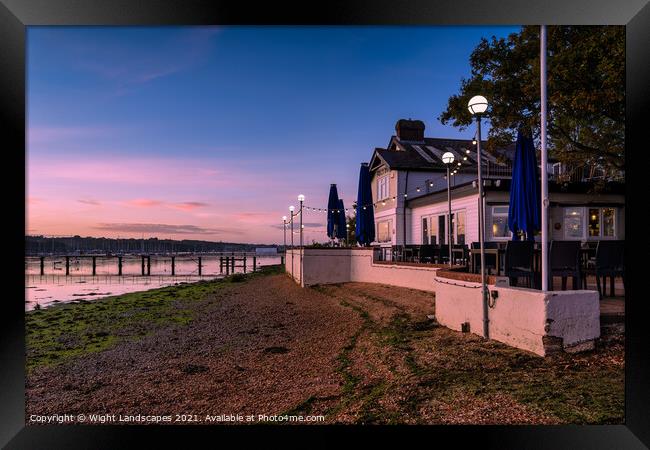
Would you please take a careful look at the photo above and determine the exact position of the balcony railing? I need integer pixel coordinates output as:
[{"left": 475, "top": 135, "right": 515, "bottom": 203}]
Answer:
[{"left": 468, "top": 162, "right": 624, "bottom": 184}]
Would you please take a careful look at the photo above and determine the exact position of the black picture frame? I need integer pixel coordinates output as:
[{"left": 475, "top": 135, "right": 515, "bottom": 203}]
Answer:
[{"left": 2, "top": 0, "right": 648, "bottom": 447}]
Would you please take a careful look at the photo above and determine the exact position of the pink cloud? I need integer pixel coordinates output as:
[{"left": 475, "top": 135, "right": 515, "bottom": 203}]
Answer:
[
  {"left": 124, "top": 199, "right": 209, "bottom": 211},
  {"left": 168, "top": 201, "right": 210, "bottom": 211},
  {"left": 126, "top": 199, "right": 163, "bottom": 207},
  {"left": 77, "top": 199, "right": 101, "bottom": 206}
]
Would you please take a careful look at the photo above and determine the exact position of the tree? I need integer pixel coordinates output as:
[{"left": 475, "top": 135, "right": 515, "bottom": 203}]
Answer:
[{"left": 439, "top": 26, "right": 624, "bottom": 175}]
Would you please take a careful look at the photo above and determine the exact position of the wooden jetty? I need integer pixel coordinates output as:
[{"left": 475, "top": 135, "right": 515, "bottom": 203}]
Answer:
[{"left": 28, "top": 252, "right": 286, "bottom": 277}]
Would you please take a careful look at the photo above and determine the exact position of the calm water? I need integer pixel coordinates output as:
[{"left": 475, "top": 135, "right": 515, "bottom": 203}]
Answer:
[{"left": 25, "top": 255, "right": 281, "bottom": 311}]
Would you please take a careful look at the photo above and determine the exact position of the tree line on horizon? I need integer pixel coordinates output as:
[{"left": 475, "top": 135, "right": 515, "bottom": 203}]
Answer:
[{"left": 25, "top": 235, "right": 277, "bottom": 256}]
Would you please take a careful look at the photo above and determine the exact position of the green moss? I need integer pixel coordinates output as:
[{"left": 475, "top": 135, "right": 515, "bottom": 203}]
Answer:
[{"left": 24, "top": 273, "right": 246, "bottom": 373}]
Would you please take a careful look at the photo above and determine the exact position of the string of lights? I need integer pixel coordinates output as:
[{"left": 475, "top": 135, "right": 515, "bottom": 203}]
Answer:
[
  {"left": 285, "top": 143, "right": 496, "bottom": 215},
  {"left": 281, "top": 140, "right": 489, "bottom": 223}
]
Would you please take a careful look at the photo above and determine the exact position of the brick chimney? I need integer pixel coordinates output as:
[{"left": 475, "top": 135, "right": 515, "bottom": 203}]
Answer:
[{"left": 395, "top": 119, "right": 425, "bottom": 142}]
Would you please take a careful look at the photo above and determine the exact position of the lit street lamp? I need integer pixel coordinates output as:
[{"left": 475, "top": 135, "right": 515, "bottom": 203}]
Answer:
[
  {"left": 298, "top": 194, "right": 305, "bottom": 284},
  {"left": 298, "top": 194, "right": 305, "bottom": 250},
  {"left": 442, "top": 151, "right": 455, "bottom": 267},
  {"left": 282, "top": 215, "right": 287, "bottom": 252},
  {"left": 289, "top": 205, "right": 295, "bottom": 278},
  {"left": 468, "top": 95, "right": 489, "bottom": 339}
]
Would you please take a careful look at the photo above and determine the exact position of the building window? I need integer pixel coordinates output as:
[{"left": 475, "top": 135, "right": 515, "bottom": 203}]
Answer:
[
  {"left": 455, "top": 210, "right": 466, "bottom": 245},
  {"left": 602, "top": 208, "right": 616, "bottom": 237},
  {"left": 421, "top": 217, "right": 429, "bottom": 244},
  {"left": 564, "top": 207, "right": 584, "bottom": 239},
  {"left": 377, "top": 175, "right": 390, "bottom": 200},
  {"left": 438, "top": 215, "right": 447, "bottom": 245},
  {"left": 429, "top": 216, "right": 439, "bottom": 245},
  {"left": 491, "top": 206, "right": 510, "bottom": 239},
  {"left": 377, "top": 220, "right": 392, "bottom": 243},
  {"left": 588, "top": 208, "right": 600, "bottom": 237}
]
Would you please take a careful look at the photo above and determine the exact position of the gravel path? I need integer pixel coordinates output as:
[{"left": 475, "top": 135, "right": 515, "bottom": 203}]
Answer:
[
  {"left": 26, "top": 273, "right": 623, "bottom": 425},
  {"left": 27, "top": 274, "right": 360, "bottom": 421}
]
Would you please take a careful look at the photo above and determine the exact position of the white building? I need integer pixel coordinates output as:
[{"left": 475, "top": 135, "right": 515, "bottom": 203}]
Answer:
[{"left": 368, "top": 119, "right": 625, "bottom": 247}]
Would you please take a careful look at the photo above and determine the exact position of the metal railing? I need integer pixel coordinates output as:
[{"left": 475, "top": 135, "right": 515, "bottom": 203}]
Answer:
[{"left": 468, "top": 162, "right": 624, "bottom": 183}]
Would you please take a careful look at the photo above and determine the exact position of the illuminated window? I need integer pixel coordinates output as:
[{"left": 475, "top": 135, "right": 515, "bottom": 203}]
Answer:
[
  {"left": 588, "top": 208, "right": 600, "bottom": 237},
  {"left": 564, "top": 207, "right": 584, "bottom": 239},
  {"left": 377, "top": 175, "right": 390, "bottom": 201},
  {"left": 377, "top": 220, "right": 392, "bottom": 243},
  {"left": 455, "top": 210, "right": 466, "bottom": 245},
  {"left": 602, "top": 208, "right": 616, "bottom": 237},
  {"left": 491, "top": 206, "right": 510, "bottom": 239},
  {"left": 421, "top": 217, "right": 429, "bottom": 244}
]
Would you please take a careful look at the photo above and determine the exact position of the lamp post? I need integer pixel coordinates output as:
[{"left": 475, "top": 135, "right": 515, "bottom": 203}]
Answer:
[
  {"left": 442, "top": 151, "right": 455, "bottom": 267},
  {"left": 289, "top": 205, "right": 295, "bottom": 279},
  {"left": 468, "top": 94, "right": 489, "bottom": 339},
  {"left": 298, "top": 194, "right": 305, "bottom": 285},
  {"left": 540, "top": 25, "right": 549, "bottom": 292},
  {"left": 282, "top": 216, "right": 287, "bottom": 252}
]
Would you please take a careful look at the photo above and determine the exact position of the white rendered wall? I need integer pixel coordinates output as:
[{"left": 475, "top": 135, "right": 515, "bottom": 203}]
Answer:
[
  {"left": 433, "top": 276, "right": 600, "bottom": 356},
  {"left": 284, "top": 249, "right": 601, "bottom": 356}
]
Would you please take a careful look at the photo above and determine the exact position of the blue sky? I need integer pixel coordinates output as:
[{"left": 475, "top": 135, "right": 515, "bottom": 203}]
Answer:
[{"left": 27, "top": 26, "right": 520, "bottom": 243}]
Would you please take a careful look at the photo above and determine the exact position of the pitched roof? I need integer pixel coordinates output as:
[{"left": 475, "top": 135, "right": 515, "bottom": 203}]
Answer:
[{"left": 370, "top": 136, "right": 515, "bottom": 172}]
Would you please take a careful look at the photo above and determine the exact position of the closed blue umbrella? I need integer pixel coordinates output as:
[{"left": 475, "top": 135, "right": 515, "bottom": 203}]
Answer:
[
  {"left": 327, "top": 184, "right": 340, "bottom": 239},
  {"left": 508, "top": 129, "right": 541, "bottom": 241},
  {"left": 355, "top": 163, "right": 375, "bottom": 246},
  {"left": 336, "top": 199, "right": 347, "bottom": 240}
]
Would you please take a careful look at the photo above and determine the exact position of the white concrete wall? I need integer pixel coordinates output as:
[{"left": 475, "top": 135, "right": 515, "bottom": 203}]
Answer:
[
  {"left": 433, "top": 276, "right": 600, "bottom": 356},
  {"left": 285, "top": 248, "right": 441, "bottom": 291},
  {"left": 285, "top": 249, "right": 601, "bottom": 356},
  {"left": 284, "top": 249, "right": 304, "bottom": 286},
  {"left": 545, "top": 290, "right": 601, "bottom": 347}
]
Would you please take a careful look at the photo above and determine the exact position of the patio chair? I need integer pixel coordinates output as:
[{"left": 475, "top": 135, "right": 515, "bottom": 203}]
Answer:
[
  {"left": 438, "top": 244, "right": 450, "bottom": 264},
  {"left": 548, "top": 240, "right": 581, "bottom": 290},
  {"left": 470, "top": 242, "right": 498, "bottom": 274},
  {"left": 404, "top": 244, "right": 421, "bottom": 262},
  {"left": 504, "top": 241, "right": 534, "bottom": 288},
  {"left": 418, "top": 245, "right": 437, "bottom": 263},
  {"left": 452, "top": 244, "right": 469, "bottom": 265},
  {"left": 583, "top": 240, "right": 625, "bottom": 299},
  {"left": 391, "top": 245, "right": 404, "bottom": 262}
]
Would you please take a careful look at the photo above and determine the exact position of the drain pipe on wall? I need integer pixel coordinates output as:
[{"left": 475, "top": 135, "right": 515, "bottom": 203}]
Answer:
[{"left": 403, "top": 170, "right": 410, "bottom": 245}]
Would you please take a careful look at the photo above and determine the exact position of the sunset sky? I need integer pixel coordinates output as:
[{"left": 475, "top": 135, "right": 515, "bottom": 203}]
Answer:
[{"left": 27, "top": 26, "right": 520, "bottom": 244}]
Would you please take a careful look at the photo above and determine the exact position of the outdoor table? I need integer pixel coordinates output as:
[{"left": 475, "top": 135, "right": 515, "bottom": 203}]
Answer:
[
  {"left": 580, "top": 247, "right": 596, "bottom": 269},
  {"left": 451, "top": 247, "right": 466, "bottom": 265},
  {"left": 378, "top": 246, "right": 392, "bottom": 261},
  {"left": 403, "top": 247, "right": 421, "bottom": 262}
]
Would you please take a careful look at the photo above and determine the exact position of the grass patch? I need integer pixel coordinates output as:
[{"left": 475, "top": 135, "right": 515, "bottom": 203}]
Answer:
[{"left": 25, "top": 270, "right": 288, "bottom": 373}]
